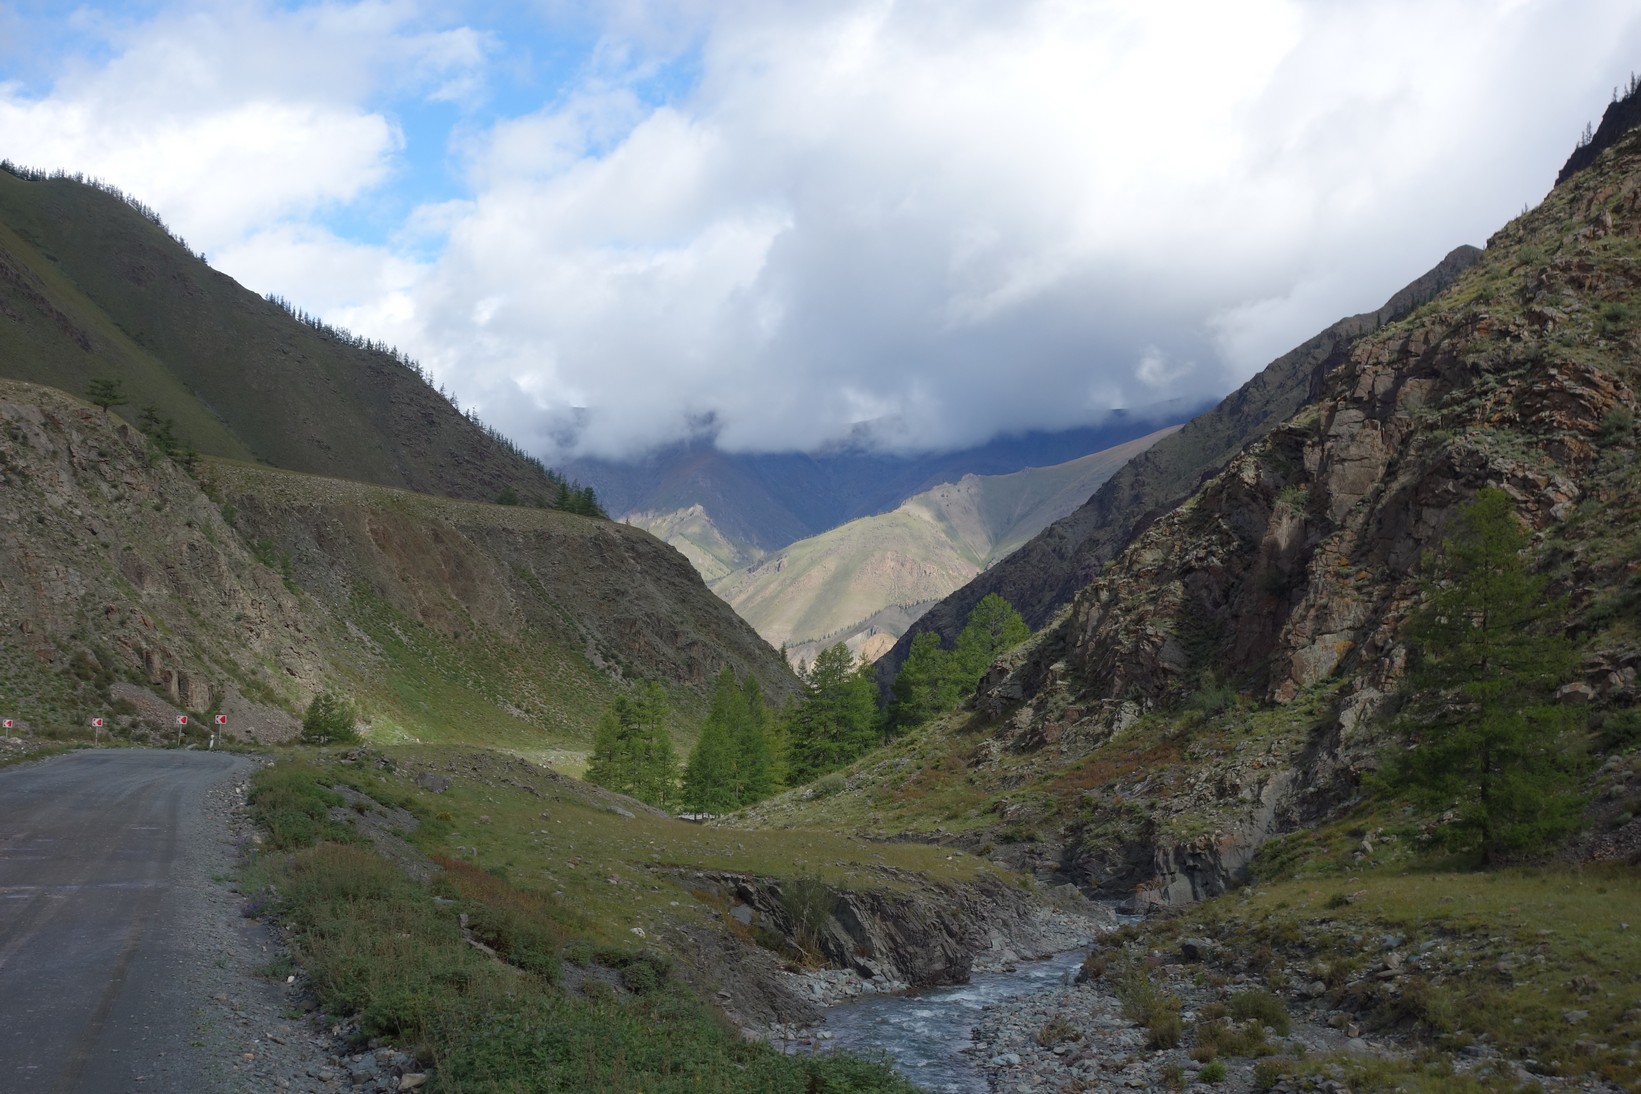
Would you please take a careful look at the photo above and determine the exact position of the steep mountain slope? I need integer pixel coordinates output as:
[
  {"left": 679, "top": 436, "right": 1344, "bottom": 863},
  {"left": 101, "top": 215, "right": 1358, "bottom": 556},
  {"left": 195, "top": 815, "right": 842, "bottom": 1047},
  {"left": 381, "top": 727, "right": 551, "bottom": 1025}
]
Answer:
[
  {"left": 709, "top": 427, "right": 1177, "bottom": 664},
  {"left": 0, "top": 380, "right": 794, "bottom": 751},
  {"left": 875, "top": 245, "right": 1484, "bottom": 687},
  {"left": 622, "top": 503, "right": 765, "bottom": 584},
  {"left": 564, "top": 409, "right": 1198, "bottom": 560},
  {"left": 750, "top": 118, "right": 1641, "bottom": 909},
  {"left": 0, "top": 166, "right": 566, "bottom": 506}
]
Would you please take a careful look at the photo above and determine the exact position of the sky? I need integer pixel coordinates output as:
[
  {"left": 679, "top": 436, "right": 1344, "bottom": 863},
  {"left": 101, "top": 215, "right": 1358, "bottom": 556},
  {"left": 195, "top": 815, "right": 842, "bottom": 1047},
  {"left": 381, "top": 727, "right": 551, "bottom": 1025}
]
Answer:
[{"left": 3, "top": 1, "right": 1640, "bottom": 461}]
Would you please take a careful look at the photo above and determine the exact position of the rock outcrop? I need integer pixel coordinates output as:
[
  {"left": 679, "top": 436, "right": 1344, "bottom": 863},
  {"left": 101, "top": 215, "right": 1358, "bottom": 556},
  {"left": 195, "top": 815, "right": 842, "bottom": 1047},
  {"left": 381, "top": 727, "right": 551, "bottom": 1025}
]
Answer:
[
  {"left": 877, "top": 244, "right": 1483, "bottom": 690},
  {"left": 859, "top": 119, "right": 1641, "bottom": 918},
  {"left": 674, "top": 868, "right": 1109, "bottom": 1026},
  {"left": 0, "top": 379, "right": 794, "bottom": 742},
  {"left": 967, "top": 122, "right": 1641, "bottom": 905}
]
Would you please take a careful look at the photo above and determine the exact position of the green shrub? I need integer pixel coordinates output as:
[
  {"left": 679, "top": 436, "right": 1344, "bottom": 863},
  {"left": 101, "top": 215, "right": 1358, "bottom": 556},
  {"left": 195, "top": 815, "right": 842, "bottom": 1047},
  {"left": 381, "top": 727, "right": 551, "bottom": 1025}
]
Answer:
[
  {"left": 302, "top": 690, "right": 361, "bottom": 745},
  {"left": 247, "top": 766, "right": 357, "bottom": 849},
  {"left": 811, "top": 771, "right": 847, "bottom": 798},
  {"left": 1194, "top": 1017, "right": 1273, "bottom": 1059},
  {"left": 1199, "top": 1059, "right": 1227, "bottom": 1083},
  {"left": 1596, "top": 405, "right": 1634, "bottom": 446},
  {"left": 1113, "top": 967, "right": 1183, "bottom": 1048},
  {"left": 1228, "top": 989, "right": 1290, "bottom": 1035},
  {"left": 781, "top": 875, "right": 834, "bottom": 961},
  {"left": 1253, "top": 1058, "right": 1296, "bottom": 1091}
]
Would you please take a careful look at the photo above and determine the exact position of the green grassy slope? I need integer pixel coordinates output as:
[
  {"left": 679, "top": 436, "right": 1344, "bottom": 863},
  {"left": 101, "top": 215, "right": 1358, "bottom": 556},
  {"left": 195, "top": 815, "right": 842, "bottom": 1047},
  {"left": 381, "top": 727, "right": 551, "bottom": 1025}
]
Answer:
[
  {"left": 0, "top": 379, "right": 794, "bottom": 759},
  {"left": 0, "top": 167, "right": 563, "bottom": 505}
]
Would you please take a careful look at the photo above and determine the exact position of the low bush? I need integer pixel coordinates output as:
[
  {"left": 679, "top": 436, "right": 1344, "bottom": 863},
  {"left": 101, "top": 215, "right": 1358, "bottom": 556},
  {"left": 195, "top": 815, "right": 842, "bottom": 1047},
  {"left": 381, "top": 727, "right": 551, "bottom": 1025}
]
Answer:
[
  {"left": 1228, "top": 988, "right": 1291, "bottom": 1035},
  {"left": 249, "top": 790, "right": 918, "bottom": 1092},
  {"left": 247, "top": 765, "right": 358, "bottom": 849},
  {"left": 1194, "top": 1017, "right": 1274, "bottom": 1060},
  {"left": 1113, "top": 967, "right": 1184, "bottom": 1049}
]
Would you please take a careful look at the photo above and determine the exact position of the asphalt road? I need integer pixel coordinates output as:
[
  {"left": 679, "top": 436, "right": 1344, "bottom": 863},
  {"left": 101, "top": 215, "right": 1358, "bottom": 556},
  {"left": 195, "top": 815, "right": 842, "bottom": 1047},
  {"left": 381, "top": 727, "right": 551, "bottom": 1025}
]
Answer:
[{"left": 0, "top": 749, "right": 255, "bottom": 1093}]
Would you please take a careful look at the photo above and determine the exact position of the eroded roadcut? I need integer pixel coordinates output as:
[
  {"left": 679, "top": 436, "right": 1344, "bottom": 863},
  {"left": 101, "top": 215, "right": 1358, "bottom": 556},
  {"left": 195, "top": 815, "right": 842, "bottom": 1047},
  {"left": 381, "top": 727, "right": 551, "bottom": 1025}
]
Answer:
[{"left": 0, "top": 749, "right": 252, "bottom": 1093}]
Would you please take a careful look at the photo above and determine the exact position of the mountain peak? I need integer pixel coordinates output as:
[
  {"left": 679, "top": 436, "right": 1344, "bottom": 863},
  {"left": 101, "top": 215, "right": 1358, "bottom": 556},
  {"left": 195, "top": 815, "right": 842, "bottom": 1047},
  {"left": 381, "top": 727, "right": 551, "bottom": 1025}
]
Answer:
[{"left": 1556, "top": 73, "right": 1641, "bottom": 185}]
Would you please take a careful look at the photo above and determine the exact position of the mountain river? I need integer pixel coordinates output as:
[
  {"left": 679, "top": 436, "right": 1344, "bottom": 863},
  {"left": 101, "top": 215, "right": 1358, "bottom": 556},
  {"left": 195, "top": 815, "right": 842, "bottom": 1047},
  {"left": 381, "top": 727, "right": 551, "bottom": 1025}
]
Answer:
[{"left": 808, "top": 946, "right": 1091, "bottom": 1093}]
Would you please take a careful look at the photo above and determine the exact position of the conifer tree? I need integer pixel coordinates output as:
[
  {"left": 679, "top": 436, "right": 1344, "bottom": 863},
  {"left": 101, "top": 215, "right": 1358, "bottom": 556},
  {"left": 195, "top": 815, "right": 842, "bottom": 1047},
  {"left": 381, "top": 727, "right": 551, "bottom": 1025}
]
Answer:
[
  {"left": 86, "top": 376, "right": 124, "bottom": 414},
  {"left": 952, "top": 593, "right": 1030, "bottom": 682},
  {"left": 785, "top": 643, "right": 880, "bottom": 783},
  {"left": 682, "top": 668, "right": 780, "bottom": 811},
  {"left": 734, "top": 675, "right": 779, "bottom": 801},
  {"left": 887, "top": 631, "right": 960, "bottom": 733},
  {"left": 586, "top": 682, "right": 678, "bottom": 808},
  {"left": 887, "top": 594, "right": 1029, "bottom": 733},
  {"left": 1393, "top": 488, "right": 1586, "bottom": 863},
  {"left": 683, "top": 668, "right": 745, "bottom": 814}
]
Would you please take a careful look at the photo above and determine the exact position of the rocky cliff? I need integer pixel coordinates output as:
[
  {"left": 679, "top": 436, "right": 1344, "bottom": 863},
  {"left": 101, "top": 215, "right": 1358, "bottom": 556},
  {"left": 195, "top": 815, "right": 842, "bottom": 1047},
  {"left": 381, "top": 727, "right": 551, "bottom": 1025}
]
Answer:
[
  {"left": 972, "top": 119, "right": 1641, "bottom": 904},
  {"left": 747, "top": 120, "right": 1641, "bottom": 912},
  {"left": 0, "top": 380, "right": 794, "bottom": 747},
  {"left": 673, "top": 868, "right": 1106, "bottom": 1029},
  {"left": 875, "top": 245, "right": 1483, "bottom": 688}
]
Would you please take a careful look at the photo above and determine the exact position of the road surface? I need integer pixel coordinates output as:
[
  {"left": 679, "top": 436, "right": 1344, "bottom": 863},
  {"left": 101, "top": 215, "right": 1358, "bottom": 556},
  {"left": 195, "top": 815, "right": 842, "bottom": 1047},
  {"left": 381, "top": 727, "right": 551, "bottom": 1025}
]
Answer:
[{"left": 0, "top": 748, "right": 258, "bottom": 1093}]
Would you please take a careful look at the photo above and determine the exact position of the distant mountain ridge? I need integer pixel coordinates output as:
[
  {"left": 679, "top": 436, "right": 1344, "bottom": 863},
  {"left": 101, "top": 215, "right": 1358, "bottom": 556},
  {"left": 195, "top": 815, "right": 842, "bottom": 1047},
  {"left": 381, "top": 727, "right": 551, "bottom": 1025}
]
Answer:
[
  {"left": 705, "top": 426, "right": 1178, "bottom": 665},
  {"left": 560, "top": 407, "right": 1204, "bottom": 558}
]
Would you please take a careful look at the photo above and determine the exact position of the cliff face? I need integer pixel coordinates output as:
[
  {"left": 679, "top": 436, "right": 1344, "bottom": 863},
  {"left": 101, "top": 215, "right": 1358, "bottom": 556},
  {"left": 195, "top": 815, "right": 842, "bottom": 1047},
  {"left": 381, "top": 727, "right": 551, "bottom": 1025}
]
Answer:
[
  {"left": 0, "top": 380, "right": 794, "bottom": 746},
  {"left": 971, "top": 125, "right": 1641, "bottom": 902},
  {"left": 745, "top": 122, "right": 1641, "bottom": 911},
  {"left": 876, "top": 245, "right": 1483, "bottom": 689},
  {"left": 1557, "top": 79, "right": 1641, "bottom": 185}
]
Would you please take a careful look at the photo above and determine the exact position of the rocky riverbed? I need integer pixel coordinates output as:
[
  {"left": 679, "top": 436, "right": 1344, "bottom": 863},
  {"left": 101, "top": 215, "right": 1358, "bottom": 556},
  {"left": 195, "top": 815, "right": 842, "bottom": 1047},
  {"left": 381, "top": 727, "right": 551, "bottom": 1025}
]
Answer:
[
  {"left": 967, "top": 963, "right": 1381, "bottom": 1093},
  {"left": 965, "top": 934, "right": 1629, "bottom": 1094}
]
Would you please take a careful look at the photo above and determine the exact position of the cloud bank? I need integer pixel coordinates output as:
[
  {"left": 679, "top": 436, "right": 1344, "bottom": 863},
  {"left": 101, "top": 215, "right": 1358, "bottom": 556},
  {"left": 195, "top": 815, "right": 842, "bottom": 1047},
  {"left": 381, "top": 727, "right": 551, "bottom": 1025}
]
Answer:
[{"left": 5, "top": 1, "right": 1641, "bottom": 459}]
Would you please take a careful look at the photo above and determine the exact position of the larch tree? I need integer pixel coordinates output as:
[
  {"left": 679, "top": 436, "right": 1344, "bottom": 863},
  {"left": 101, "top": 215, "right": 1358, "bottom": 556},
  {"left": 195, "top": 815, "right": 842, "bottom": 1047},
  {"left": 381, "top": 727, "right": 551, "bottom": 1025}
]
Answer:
[
  {"left": 586, "top": 682, "right": 678, "bottom": 809},
  {"left": 1393, "top": 488, "right": 1586, "bottom": 864},
  {"left": 785, "top": 643, "right": 880, "bottom": 784}
]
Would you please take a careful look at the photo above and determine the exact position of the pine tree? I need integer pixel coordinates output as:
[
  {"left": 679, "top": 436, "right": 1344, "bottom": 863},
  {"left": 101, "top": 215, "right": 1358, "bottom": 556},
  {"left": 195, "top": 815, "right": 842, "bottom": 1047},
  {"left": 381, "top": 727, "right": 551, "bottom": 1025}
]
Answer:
[
  {"left": 585, "top": 682, "right": 678, "bottom": 808},
  {"left": 86, "top": 376, "right": 124, "bottom": 414},
  {"left": 887, "top": 594, "right": 1029, "bottom": 733},
  {"left": 683, "top": 668, "right": 780, "bottom": 810},
  {"left": 1393, "top": 488, "right": 1586, "bottom": 864},
  {"left": 734, "top": 674, "right": 779, "bottom": 802},
  {"left": 301, "top": 690, "right": 360, "bottom": 745},
  {"left": 887, "top": 631, "right": 960, "bottom": 733},
  {"left": 952, "top": 593, "right": 1030, "bottom": 682},
  {"left": 683, "top": 668, "right": 746, "bottom": 813},
  {"left": 785, "top": 644, "right": 880, "bottom": 784}
]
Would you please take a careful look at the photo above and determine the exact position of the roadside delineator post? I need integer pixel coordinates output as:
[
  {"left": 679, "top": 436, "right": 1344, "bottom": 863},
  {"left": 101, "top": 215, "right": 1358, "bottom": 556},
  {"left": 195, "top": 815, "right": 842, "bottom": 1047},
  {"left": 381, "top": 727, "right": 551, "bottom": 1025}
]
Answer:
[
  {"left": 211, "top": 713, "right": 227, "bottom": 750},
  {"left": 176, "top": 714, "right": 188, "bottom": 746}
]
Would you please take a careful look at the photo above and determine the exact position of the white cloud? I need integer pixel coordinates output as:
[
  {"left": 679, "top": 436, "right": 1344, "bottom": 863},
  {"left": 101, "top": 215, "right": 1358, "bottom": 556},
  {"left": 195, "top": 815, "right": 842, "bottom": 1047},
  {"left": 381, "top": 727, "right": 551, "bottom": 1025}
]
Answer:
[
  {"left": 7, "top": 0, "right": 1641, "bottom": 461},
  {"left": 0, "top": 1, "right": 490, "bottom": 254},
  {"left": 421, "top": 0, "right": 1641, "bottom": 458}
]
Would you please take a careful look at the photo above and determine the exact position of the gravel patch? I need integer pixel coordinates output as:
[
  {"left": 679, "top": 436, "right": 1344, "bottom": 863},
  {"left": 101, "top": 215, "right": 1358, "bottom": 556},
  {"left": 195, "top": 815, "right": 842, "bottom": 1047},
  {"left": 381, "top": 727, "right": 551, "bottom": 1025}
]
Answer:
[{"left": 149, "top": 755, "right": 430, "bottom": 1093}]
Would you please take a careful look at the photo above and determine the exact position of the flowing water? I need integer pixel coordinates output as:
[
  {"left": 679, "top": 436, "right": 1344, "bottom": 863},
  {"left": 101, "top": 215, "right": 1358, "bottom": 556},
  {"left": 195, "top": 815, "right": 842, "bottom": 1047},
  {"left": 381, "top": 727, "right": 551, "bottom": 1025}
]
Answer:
[{"left": 814, "top": 948, "right": 1090, "bottom": 1093}]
